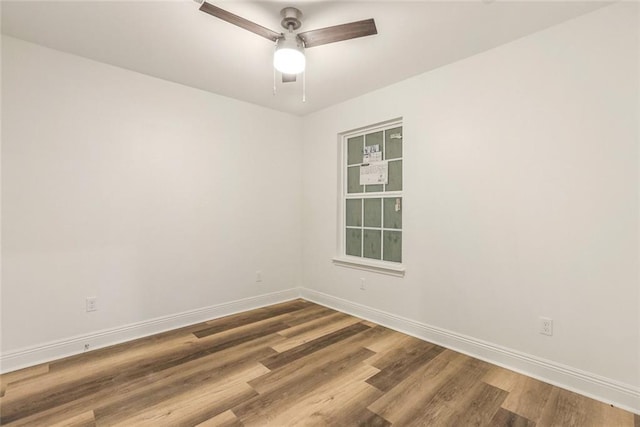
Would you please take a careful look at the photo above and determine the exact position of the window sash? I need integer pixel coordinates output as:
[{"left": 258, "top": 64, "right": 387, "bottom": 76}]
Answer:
[{"left": 340, "top": 121, "right": 403, "bottom": 266}]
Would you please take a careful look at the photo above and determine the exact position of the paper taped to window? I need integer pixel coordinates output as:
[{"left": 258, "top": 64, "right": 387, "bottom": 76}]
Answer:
[
  {"left": 360, "top": 161, "right": 388, "bottom": 185},
  {"left": 363, "top": 144, "right": 382, "bottom": 163}
]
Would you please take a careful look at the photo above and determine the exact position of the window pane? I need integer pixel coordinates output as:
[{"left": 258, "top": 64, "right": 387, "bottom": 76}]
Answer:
[
  {"left": 384, "top": 197, "right": 402, "bottom": 229},
  {"left": 364, "top": 198, "right": 382, "bottom": 228},
  {"left": 347, "top": 136, "right": 363, "bottom": 165},
  {"left": 346, "top": 199, "right": 362, "bottom": 227},
  {"left": 365, "top": 131, "right": 383, "bottom": 152},
  {"left": 386, "top": 160, "right": 402, "bottom": 191},
  {"left": 365, "top": 184, "right": 384, "bottom": 193},
  {"left": 383, "top": 231, "right": 402, "bottom": 262},
  {"left": 363, "top": 229, "right": 382, "bottom": 260},
  {"left": 385, "top": 127, "right": 402, "bottom": 160},
  {"left": 347, "top": 166, "right": 363, "bottom": 193},
  {"left": 346, "top": 228, "right": 362, "bottom": 256}
]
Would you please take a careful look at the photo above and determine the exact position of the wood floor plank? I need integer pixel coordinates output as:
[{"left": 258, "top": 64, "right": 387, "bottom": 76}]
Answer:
[
  {"left": 586, "top": 399, "right": 635, "bottom": 425},
  {"left": 482, "top": 365, "right": 523, "bottom": 392},
  {"left": 193, "top": 314, "right": 292, "bottom": 340},
  {"left": 360, "top": 320, "right": 379, "bottom": 328},
  {"left": 195, "top": 299, "right": 309, "bottom": 338},
  {"left": 1, "top": 300, "right": 636, "bottom": 426},
  {"left": 0, "top": 364, "right": 49, "bottom": 398},
  {"left": 260, "top": 322, "right": 370, "bottom": 370},
  {"left": 368, "top": 350, "right": 484, "bottom": 424},
  {"left": 296, "top": 383, "right": 385, "bottom": 426},
  {"left": 236, "top": 348, "right": 376, "bottom": 424},
  {"left": 244, "top": 363, "right": 380, "bottom": 426},
  {"left": 271, "top": 315, "right": 363, "bottom": 352},
  {"left": 277, "top": 311, "right": 348, "bottom": 338},
  {"left": 47, "top": 410, "right": 95, "bottom": 427},
  {"left": 537, "top": 387, "right": 636, "bottom": 427},
  {"left": 282, "top": 304, "right": 335, "bottom": 327},
  {"left": 263, "top": 323, "right": 394, "bottom": 380},
  {"left": 364, "top": 326, "right": 413, "bottom": 355},
  {"left": 394, "top": 357, "right": 492, "bottom": 426},
  {"left": 443, "top": 381, "right": 508, "bottom": 426},
  {"left": 195, "top": 410, "right": 243, "bottom": 427},
  {"left": 482, "top": 365, "right": 632, "bottom": 427},
  {"left": 338, "top": 324, "right": 396, "bottom": 351},
  {"left": 111, "top": 364, "right": 269, "bottom": 426},
  {"left": 347, "top": 409, "right": 391, "bottom": 427},
  {"left": 490, "top": 408, "right": 536, "bottom": 427},
  {"left": 367, "top": 349, "right": 460, "bottom": 419},
  {"left": 248, "top": 342, "right": 375, "bottom": 396},
  {"left": 500, "top": 374, "right": 555, "bottom": 423},
  {"left": 367, "top": 335, "right": 432, "bottom": 370},
  {"left": 366, "top": 339, "right": 445, "bottom": 392}
]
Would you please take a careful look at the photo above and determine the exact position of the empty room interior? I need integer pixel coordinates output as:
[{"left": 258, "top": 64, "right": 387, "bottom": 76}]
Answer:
[{"left": 1, "top": 0, "right": 639, "bottom": 425}]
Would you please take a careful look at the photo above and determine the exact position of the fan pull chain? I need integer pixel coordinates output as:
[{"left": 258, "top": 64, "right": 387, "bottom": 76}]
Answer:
[
  {"left": 273, "top": 39, "right": 278, "bottom": 95},
  {"left": 302, "top": 39, "right": 306, "bottom": 103}
]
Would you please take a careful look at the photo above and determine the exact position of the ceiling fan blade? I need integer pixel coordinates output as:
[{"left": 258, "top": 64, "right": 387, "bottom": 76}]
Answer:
[
  {"left": 199, "top": 2, "right": 282, "bottom": 42},
  {"left": 282, "top": 74, "right": 297, "bottom": 83},
  {"left": 299, "top": 19, "right": 377, "bottom": 48}
]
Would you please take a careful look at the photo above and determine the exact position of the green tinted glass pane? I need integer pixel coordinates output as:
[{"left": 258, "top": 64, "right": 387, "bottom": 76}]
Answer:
[
  {"left": 383, "top": 231, "right": 402, "bottom": 262},
  {"left": 364, "top": 198, "right": 381, "bottom": 228},
  {"left": 363, "top": 229, "right": 382, "bottom": 260},
  {"left": 347, "top": 166, "right": 363, "bottom": 193},
  {"left": 347, "top": 136, "right": 363, "bottom": 165},
  {"left": 385, "top": 127, "right": 402, "bottom": 160},
  {"left": 346, "top": 228, "right": 362, "bottom": 256},
  {"left": 346, "top": 199, "right": 362, "bottom": 227},
  {"left": 384, "top": 197, "right": 402, "bottom": 229},
  {"left": 386, "top": 160, "right": 402, "bottom": 191},
  {"left": 365, "top": 184, "right": 384, "bottom": 193},
  {"left": 365, "top": 131, "right": 383, "bottom": 151}
]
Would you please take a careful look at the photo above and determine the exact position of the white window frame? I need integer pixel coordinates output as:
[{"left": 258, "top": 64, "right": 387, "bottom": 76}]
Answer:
[{"left": 332, "top": 118, "right": 405, "bottom": 277}]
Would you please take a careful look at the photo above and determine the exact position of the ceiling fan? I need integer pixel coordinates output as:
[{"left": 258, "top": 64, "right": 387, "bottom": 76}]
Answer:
[{"left": 197, "top": 1, "right": 378, "bottom": 88}]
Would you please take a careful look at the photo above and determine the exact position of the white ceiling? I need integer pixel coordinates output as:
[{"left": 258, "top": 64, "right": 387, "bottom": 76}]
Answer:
[{"left": 1, "top": 0, "right": 608, "bottom": 116}]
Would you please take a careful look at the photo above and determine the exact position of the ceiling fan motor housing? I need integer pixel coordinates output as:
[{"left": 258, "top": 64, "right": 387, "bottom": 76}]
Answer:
[{"left": 280, "top": 7, "right": 303, "bottom": 31}]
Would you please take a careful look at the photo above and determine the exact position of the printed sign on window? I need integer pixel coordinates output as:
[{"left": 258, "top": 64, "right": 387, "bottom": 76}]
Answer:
[
  {"left": 360, "top": 160, "right": 388, "bottom": 185},
  {"left": 363, "top": 145, "right": 382, "bottom": 163}
]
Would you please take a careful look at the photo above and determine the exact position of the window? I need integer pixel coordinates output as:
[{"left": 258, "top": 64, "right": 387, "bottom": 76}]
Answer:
[{"left": 334, "top": 120, "right": 404, "bottom": 276}]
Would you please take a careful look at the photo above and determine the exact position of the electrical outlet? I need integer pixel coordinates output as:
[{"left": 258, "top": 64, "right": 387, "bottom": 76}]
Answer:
[
  {"left": 539, "top": 317, "right": 553, "bottom": 336},
  {"left": 360, "top": 278, "right": 366, "bottom": 290},
  {"left": 256, "top": 270, "right": 262, "bottom": 282},
  {"left": 86, "top": 297, "right": 97, "bottom": 312}
]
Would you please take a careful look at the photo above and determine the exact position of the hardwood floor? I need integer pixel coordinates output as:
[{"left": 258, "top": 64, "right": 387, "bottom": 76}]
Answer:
[{"left": 0, "top": 299, "right": 637, "bottom": 426}]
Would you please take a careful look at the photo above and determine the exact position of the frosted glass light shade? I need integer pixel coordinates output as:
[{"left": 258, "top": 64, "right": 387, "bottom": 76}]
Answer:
[{"left": 274, "top": 36, "right": 305, "bottom": 74}]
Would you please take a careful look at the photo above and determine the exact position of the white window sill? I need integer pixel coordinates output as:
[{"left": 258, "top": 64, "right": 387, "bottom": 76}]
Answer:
[{"left": 332, "top": 257, "right": 405, "bottom": 277}]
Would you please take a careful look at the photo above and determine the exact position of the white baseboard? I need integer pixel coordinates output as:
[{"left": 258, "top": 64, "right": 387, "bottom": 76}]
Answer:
[
  {"left": 0, "top": 288, "right": 301, "bottom": 374},
  {"left": 299, "top": 288, "right": 640, "bottom": 415}
]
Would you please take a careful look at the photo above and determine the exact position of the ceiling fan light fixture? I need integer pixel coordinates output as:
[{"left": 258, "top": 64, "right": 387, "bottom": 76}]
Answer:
[{"left": 274, "top": 34, "right": 305, "bottom": 74}]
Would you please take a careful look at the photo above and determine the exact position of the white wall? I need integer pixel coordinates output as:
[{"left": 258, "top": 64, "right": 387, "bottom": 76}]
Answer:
[
  {"left": 1, "top": 36, "right": 302, "bottom": 353},
  {"left": 302, "top": 1, "right": 639, "bottom": 395}
]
